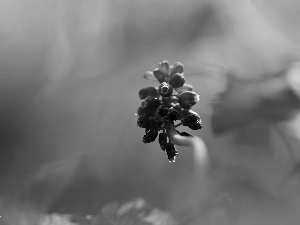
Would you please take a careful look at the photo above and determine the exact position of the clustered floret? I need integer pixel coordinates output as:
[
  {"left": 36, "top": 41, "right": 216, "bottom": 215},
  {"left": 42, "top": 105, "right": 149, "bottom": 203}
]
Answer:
[{"left": 136, "top": 61, "right": 202, "bottom": 162}]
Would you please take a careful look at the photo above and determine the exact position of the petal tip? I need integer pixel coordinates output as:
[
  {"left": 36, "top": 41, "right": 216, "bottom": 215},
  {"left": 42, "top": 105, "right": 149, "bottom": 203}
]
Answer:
[{"left": 143, "top": 71, "right": 156, "bottom": 81}]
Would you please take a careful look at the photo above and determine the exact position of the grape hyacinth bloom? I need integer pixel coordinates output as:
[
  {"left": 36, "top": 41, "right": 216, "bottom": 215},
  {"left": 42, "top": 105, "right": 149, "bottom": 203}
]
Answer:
[{"left": 136, "top": 61, "right": 202, "bottom": 162}]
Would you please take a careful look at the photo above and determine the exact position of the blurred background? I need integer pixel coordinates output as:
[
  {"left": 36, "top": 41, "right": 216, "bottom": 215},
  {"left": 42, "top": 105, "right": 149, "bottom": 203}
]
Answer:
[{"left": 1, "top": 0, "right": 300, "bottom": 224}]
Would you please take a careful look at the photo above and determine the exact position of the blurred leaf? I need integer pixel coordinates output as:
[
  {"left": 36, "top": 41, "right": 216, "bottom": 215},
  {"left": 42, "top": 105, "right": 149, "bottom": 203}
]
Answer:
[
  {"left": 212, "top": 67, "right": 300, "bottom": 135},
  {"left": 212, "top": 73, "right": 264, "bottom": 135}
]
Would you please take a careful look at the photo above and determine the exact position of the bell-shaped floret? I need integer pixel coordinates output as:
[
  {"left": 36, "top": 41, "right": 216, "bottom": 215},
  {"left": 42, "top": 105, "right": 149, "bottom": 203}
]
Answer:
[
  {"left": 178, "top": 91, "right": 200, "bottom": 109},
  {"left": 169, "top": 73, "right": 185, "bottom": 88},
  {"left": 139, "top": 86, "right": 159, "bottom": 100}
]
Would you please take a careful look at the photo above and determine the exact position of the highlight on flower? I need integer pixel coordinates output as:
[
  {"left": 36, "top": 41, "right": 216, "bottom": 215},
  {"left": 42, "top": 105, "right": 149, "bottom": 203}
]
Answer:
[
  {"left": 165, "top": 142, "right": 178, "bottom": 162},
  {"left": 136, "top": 60, "right": 202, "bottom": 162},
  {"left": 159, "top": 82, "right": 173, "bottom": 97},
  {"left": 178, "top": 91, "right": 200, "bottom": 109}
]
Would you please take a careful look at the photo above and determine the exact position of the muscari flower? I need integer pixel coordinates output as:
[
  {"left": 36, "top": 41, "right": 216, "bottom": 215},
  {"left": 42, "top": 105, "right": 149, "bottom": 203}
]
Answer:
[{"left": 136, "top": 60, "right": 203, "bottom": 162}]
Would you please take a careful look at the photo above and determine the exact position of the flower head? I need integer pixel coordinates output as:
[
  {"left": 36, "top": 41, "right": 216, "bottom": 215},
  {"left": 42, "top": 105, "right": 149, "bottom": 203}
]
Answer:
[
  {"left": 144, "top": 61, "right": 188, "bottom": 89},
  {"left": 136, "top": 61, "right": 203, "bottom": 162}
]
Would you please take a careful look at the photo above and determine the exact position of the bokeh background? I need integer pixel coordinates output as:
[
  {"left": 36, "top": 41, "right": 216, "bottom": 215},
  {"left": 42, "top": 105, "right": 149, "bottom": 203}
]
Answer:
[{"left": 1, "top": 0, "right": 300, "bottom": 224}]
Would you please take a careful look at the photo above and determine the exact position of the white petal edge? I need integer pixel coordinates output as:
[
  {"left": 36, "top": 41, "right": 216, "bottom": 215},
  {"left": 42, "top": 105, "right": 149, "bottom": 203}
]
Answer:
[{"left": 143, "top": 71, "right": 157, "bottom": 81}]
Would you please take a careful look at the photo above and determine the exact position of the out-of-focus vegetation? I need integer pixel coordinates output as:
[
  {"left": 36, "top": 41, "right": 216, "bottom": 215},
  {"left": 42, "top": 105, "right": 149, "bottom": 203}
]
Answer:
[{"left": 0, "top": 0, "right": 300, "bottom": 224}]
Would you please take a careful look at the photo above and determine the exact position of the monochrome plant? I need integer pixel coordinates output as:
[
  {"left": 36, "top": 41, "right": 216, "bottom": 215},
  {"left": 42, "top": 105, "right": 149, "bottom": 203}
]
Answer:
[{"left": 136, "top": 61, "right": 202, "bottom": 162}]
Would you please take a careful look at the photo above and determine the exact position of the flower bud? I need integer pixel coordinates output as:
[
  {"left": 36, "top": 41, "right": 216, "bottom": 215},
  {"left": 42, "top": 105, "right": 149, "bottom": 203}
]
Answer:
[
  {"left": 148, "top": 116, "right": 163, "bottom": 129},
  {"left": 157, "top": 60, "right": 170, "bottom": 75},
  {"left": 169, "top": 73, "right": 185, "bottom": 88},
  {"left": 181, "top": 110, "right": 202, "bottom": 130},
  {"left": 161, "top": 97, "right": 172, "bottom": 108},
  {"left": 170, "top": 95, "right": 178, "bottom": 103},
  {"left": 181, "top": 109, "right": 199, "bottom": 118},
  {"left": 158, "top": 133, "right": 168, "bottom": 151},
  {"left": 157, "top": 105, "right": 169, "bottom": 117},
  {"left": 143, "top": 71, "right": 156, "bottom": 81},
  {"left": 188, "top": 121, "right": 202, "bottom": 130},
  {"left": 137, "top": 106, "right": 150, "bottom": 116},
  {"left": 153, "top": 68, "right": 167, "bottom": 83},
  {"left": 165, "top": 142, "right": 178, "bottom": 162},
  {"left": 178, "top": 91, "right": 200, "bottom": 109},
  {"left": 139, "top": 86, "right": 159, "bottom": 100},
  {"left": 141, "top": 96, "right": 161, "bottom": 110},
  {"left": 159, "top": 82, "right": 173, "bottom": 97},
  {"left": 143, "top": 128, "right": 159, "bottom": 143},
  {"left": 170, "top": 62, "right": 184, "bottom": 77},
  {"left": 137, "top": 114, "right": 152, "bottom": 128},
  {"left": 167, "top": 108, "right": 180, "bottom": 121}
]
